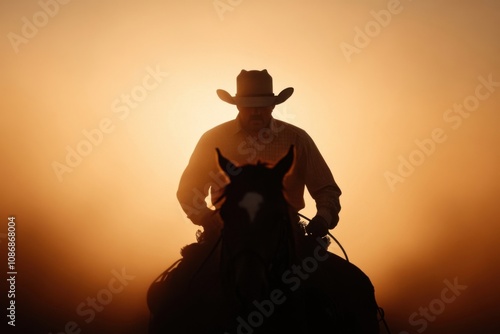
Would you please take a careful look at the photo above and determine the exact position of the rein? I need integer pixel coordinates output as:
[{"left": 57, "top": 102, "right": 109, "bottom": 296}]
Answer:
[
  {"left": 187, "top": 233, "right": 223, "bottom": 287},
  {"left": 189, "top": 212, "right": 347, "bottom": 286},
  {"left": 297, "top": 213, "right": 392, "bottom": 334},
  {"left": 297, "top": 213, "right": 349, "bottom": 262}
]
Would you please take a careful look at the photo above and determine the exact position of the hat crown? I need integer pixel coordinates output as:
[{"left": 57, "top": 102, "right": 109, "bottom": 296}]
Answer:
[{"left": 236, "top": 70, "right": 274, "bottom": 97}]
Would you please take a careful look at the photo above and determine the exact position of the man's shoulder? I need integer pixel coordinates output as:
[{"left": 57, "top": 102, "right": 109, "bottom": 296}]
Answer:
[
  {"left": 274, "top": 119, "right": 312, "bottom": 140},
  {"left": 201, "top": 119, "right": 238, "bottom": 138}
]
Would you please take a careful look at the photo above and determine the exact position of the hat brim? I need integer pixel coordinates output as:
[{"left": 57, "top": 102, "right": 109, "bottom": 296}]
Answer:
[{"left": 217, "top": 87, "right": 294, "bottom": 107}]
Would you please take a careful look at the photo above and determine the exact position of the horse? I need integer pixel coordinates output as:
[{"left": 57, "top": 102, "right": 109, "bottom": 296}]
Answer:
[{"left": 148, "top": 146, "right": 381, "bottom": 333}]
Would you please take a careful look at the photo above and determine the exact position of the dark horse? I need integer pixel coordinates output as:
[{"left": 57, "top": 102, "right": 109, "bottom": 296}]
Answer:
[{"left": 148, "top": 146, "right": 380, "bottom": 333}]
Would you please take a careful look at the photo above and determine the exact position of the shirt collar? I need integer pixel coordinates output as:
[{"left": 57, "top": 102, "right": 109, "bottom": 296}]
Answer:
[{"left": 232, "top": 116, "right": 278, "bottom": 136}]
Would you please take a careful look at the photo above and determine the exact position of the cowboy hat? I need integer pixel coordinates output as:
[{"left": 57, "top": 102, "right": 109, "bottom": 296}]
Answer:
[{"left": 216, "top": 69, "right": 294, "bottom": 107}]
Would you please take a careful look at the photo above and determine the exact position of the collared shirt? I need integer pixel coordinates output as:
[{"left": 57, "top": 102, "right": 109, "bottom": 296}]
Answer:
[{"left": 177, "top": 117, "right": 341, "bottom": 228}]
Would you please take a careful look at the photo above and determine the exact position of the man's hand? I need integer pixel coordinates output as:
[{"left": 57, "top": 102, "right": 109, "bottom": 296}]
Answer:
[
  {"left": 200, "top": 209, "right": 223, "bottom": 239},
  {"left": 306, "top": 215, "right": 329, "bottom": 237}
]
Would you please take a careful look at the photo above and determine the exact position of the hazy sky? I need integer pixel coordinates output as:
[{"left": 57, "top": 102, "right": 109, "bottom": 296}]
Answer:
[{"left": 1, "top": 0, "right": 499, "bottom": 333}]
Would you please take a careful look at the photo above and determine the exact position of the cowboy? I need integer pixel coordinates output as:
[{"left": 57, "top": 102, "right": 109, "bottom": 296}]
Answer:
[{"left": 177, "top": 69, "right": 341, "bottom": 243}]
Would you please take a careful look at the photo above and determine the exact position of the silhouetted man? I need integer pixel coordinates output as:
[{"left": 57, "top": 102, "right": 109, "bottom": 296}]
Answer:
[{"left": 177, "top": 69, "right": 341, "bottom": 242}]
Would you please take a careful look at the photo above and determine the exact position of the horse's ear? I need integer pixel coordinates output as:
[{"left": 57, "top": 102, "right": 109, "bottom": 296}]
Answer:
[
  {"left": 216, "top": 148, "right": 241, "bottom": 178},
  {"left": 273, "top": 145, "right": 294, "bottom": 179}
]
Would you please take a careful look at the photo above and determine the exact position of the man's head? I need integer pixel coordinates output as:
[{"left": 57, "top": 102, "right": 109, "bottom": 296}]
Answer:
[{"left": 237, "top": 105, "right": 275, "bottom": 134}]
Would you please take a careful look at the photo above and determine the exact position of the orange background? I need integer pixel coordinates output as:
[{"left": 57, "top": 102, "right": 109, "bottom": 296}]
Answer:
[{"left": 1, "top": 0, "right": 499, "bottom": 333}]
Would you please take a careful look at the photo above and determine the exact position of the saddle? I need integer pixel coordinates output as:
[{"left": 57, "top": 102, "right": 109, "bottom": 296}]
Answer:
[{"left": 147, "top": 234, "right": 220, "bottom": 317}]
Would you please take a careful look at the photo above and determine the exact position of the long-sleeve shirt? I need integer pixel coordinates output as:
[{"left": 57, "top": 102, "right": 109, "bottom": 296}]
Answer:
[{"left": 177, "top": 117, "right": 341, "bottom": 228}]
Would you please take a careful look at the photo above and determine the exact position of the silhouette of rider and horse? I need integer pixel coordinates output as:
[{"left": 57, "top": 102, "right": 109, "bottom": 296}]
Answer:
[
  {"left": 148, "top": 146, "right": 382, "bottom": 333},
  {"left": 147, "top": 70, "right": 387, "bottom": 333}
]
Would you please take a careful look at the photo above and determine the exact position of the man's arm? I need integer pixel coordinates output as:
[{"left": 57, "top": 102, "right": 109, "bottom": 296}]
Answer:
[
  {"left": 303, "top": 136, "right": 342, "bottom": 229},
  {"left": 176, "top": 134, "right": 219, "bottom": 226}
]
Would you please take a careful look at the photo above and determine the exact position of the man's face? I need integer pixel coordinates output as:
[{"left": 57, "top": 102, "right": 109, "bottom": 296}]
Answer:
[{"left": 237, "top": 105, "right": 275, "bottom": 134}]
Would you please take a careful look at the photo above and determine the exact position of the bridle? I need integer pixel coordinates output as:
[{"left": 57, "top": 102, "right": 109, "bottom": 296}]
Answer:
[{"left": 219, "top": 199, "right": 294, "bottom": 297}]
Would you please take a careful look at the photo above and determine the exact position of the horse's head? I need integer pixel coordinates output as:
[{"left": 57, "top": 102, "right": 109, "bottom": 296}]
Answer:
[{"left": 216, "top": 146, "right": 295, "bottom": 306}]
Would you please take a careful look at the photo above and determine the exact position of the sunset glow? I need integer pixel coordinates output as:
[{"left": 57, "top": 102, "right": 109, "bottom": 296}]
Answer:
[{"left": 1, "top": 1, "right": 499, "bottom": 333}]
